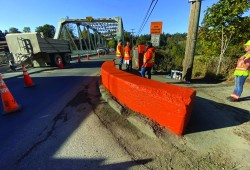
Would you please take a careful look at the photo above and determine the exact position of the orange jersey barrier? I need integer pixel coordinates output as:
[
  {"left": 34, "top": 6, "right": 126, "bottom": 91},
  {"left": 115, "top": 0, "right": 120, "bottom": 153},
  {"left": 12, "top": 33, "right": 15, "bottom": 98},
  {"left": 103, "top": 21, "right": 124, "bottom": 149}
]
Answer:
[{"left": 101, "top": 61, "right": 196, "bottom": 135}]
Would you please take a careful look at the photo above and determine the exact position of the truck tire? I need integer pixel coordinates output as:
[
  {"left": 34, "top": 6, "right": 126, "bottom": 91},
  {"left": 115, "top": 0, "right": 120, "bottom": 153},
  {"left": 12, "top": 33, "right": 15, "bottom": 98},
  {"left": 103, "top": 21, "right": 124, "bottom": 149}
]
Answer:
[
  {"left": 53, "top": 54, "right": 62, "bottom": 66},
  {"left": 62, "top": 53, "right": 71, "bottom": 65}
]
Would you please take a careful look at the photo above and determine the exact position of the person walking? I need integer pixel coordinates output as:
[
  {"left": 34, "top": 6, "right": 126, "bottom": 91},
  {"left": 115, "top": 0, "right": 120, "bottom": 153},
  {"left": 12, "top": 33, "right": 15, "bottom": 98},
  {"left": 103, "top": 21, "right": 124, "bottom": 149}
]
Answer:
[
  {"left": 227, "top": 40, "right": 250, "bottom": 102},
  {"left": 116, "top": 40, "right": 124, "bottom": 70},
  {"left": 141, "top": 42, "right": 155, "bottom": 79},
  {"left": 124, "top": 41, "right": 133, "bottom": 72}
]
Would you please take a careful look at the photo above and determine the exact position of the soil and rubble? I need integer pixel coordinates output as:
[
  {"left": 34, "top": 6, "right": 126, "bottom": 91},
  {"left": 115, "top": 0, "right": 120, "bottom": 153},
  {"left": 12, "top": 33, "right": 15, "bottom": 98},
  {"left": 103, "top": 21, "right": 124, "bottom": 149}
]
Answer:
[{"left": 96, "top": 74, "right": 250, "bottom": 170}]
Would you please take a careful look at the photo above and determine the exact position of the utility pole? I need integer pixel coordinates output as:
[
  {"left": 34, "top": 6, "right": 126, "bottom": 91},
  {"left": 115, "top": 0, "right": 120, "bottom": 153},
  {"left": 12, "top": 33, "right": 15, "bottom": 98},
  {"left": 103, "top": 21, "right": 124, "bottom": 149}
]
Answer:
[
  {"left": 182, "top": 0, "right": 202, "bottom": 83},
  {"left": 131, "top": 29, "right": 135, "bottom": 47}
]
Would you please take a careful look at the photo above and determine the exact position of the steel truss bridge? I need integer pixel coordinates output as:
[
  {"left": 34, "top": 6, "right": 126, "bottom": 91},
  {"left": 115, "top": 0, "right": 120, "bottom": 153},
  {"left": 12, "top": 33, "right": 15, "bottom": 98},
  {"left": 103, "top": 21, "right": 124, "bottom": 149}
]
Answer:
[{"left": 54, "top": 16, "right": 124, "bottom": 56}]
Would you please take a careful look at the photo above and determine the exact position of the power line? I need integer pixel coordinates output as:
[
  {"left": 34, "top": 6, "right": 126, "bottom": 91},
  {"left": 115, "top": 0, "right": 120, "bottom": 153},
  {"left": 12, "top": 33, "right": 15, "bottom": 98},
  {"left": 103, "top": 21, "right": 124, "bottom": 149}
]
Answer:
[
  {"left": 140, "top": 0, "right": 158, "bottom": 34},
  {"left": 137, "top": 0, "right": 155, "bottom": 34},
  {"left": 137, "top": 0, "right": 159, "bottom": 35}
]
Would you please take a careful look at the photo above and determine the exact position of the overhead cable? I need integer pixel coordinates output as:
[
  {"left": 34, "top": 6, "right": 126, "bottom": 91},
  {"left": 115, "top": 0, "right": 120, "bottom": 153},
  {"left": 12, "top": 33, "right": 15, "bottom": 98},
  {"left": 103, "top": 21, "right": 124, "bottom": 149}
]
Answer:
[
  {"left": 137, "top": 0, "right": 159, "bottom": 35},
  {"left": 137, "top": 0, "right": 155, "bottom": 35}
]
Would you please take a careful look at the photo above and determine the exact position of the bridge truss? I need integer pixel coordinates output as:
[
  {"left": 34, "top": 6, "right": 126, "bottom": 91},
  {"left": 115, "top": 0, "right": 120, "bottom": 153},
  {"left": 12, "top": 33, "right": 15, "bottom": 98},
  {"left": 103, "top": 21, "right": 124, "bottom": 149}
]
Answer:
[{"left": 54, "top": 16, "right": 124, "bottom": 55}]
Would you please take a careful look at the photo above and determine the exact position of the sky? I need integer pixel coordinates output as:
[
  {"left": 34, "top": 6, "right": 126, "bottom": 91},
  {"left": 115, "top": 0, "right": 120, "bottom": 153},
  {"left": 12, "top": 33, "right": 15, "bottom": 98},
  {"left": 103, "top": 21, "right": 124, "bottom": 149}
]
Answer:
[{"left": 0, "top": 0, "right": 225, "bottom": 35}]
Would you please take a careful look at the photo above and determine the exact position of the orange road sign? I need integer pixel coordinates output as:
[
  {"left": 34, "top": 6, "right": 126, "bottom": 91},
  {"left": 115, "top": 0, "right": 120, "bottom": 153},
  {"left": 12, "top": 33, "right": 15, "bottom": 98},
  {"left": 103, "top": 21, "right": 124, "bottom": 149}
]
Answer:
[{"left": 150, "top": 22, "right": 163, "bottom": 34}]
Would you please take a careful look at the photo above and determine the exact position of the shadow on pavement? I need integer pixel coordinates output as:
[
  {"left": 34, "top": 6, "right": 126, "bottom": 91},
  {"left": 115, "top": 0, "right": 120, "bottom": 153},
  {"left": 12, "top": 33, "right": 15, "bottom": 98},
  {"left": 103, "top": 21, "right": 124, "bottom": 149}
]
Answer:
[
  {"left": 18, "top": 158, "right": 153, "bottom": 169},
  {"left": 0, "top": 69, "right": 151, "bottom": 169},
  {"left": 185, "top": 96, "right": 250, "bottom": 134}
]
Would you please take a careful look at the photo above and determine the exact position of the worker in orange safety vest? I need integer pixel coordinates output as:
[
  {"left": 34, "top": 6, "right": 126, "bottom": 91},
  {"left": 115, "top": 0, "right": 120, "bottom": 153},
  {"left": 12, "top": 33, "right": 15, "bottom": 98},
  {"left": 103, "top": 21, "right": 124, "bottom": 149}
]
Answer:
[
  {"left": 124, "top": 41, "right": 133, "bottom": 72},
  {"left": 116, "top": 40, "right": 124, "bottom": 70},
  {"left": 141, "top": 41, "right": 155, "bottom": 79}
]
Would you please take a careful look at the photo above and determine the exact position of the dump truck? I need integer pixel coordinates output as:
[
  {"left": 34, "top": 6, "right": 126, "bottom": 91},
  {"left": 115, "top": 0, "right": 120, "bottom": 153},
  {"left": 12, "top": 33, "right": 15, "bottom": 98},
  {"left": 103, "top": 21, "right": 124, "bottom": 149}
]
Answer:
[{"left": 5, "top": 32, "right": 71, "bottom": 67}]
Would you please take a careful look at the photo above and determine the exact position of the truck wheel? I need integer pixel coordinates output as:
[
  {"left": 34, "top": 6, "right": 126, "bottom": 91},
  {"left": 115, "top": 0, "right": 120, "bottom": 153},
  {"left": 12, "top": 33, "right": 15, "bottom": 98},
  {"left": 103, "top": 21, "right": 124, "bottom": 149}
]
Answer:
[
  {"left": 53, "top": 54, "right": 62, "bottom": 66},
  {"left": 62, "top": 53, "right": 71, "bottom": 65}
]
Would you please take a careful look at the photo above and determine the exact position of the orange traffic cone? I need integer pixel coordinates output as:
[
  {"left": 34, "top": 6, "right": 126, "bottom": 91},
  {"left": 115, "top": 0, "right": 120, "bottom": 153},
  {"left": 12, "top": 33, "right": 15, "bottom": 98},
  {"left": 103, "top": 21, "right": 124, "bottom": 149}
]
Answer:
[
  {"left": 0, "top": 74, "right": 21, "bottom": 115},
  {"left": 22, "top": 64, "right": 35, "bottom": 87},
  {"left": 58, "top": 58, "right": 63, "bottom": 69},
  {"left": 78, "top": 54, "right": 81, "bottom": 63}
]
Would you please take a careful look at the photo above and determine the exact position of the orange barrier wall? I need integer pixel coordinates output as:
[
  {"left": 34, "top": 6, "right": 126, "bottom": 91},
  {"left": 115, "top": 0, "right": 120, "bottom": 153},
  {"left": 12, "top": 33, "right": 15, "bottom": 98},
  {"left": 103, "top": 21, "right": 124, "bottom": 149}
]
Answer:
[{"left": 101, "top": 61, "right": 196, "bottom": 135}]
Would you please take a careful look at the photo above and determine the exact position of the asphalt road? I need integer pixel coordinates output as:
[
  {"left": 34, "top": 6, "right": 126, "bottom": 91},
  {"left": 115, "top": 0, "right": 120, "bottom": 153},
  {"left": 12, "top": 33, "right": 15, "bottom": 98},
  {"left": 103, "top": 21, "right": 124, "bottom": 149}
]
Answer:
[
  {"left": 1, "top": 54, "right": 250, "bottom": 169},
  {"left": 0, "top": 55, "right": 146, "bottom": 170}
]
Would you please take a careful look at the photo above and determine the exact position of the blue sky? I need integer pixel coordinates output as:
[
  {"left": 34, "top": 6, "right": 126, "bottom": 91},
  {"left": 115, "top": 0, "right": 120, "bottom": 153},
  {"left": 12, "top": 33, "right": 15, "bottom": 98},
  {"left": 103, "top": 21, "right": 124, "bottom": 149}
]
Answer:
[{"left": 0, "top": 0, "right": 221, "bottom": 35}]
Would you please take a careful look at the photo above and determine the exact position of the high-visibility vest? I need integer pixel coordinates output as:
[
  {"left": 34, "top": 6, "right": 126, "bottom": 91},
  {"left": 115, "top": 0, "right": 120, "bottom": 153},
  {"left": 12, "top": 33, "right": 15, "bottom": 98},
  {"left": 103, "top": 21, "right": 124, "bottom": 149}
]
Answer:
[
  {"left": 124, "top": 46, "right": 132, "bottom": 60},
  {"left": 116, "top": 45, "right": 123, "bottom": 59},
  {"left": 235, "top": 54, "right": 250, "bottom": 71},
  {"left": 143, "top": 47, "right": 155, "bottom": 67},
  {"left": 234, "top": 53, "right": 250, "bottom": 76}
]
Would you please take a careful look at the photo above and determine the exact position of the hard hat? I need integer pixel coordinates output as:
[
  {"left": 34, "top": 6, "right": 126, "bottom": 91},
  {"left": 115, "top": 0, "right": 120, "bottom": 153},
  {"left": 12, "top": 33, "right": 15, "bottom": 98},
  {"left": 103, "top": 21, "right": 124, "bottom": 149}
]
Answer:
[{"left": 244, "top": 40, "right": 250, "bottom": 46}]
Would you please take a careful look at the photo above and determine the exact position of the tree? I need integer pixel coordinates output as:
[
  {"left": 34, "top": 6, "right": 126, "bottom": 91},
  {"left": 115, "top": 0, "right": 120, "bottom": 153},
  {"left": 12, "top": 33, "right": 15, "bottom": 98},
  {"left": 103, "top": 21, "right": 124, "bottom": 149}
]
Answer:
[
  {"left": 108, "top": 40, "right": 115, "bottom": 48},
  {"left": 0, "top": 30, "right": 5, "bottom": 41},
  {"left": 0, "top": 30, "right": 4, "bottom": 37},
  {"left": 124, "top": 31, "right": 131, "bottom": 42},
  {"left": 35, "top": 24, "right": 56, "bottom": 38},
  {"left": 199, "top": 0, "right": 250, "bottom": 75},
  {"left": 135, "top": 34, "right": 150, "bottom": 45},
  {"left": 9, "top": 27, "right": 20, "bottom": 33},
  {"left": 23, "top": 27, "right": 31, "bottom": 33}
]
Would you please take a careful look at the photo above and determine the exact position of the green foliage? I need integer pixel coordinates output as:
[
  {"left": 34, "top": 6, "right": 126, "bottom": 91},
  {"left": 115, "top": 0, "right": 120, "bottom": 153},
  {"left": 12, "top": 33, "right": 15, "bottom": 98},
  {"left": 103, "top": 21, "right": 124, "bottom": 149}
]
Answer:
[
  {"left": 198, "top": 0, "right": 250, "bottom": 76},
  {"left": 124, "top": 31, "right": 131, "bottom": 42},
  {"left": 108, "top": 40, "right": 115, "bottom": 48},
  {"left": 35, "top": 24, "right": 55, "bottom": 38},
  {"left": 135, "top": 34, "right": 151, "bottom": 45},
  {"left": 154, "top": 50, "right": 171, "bottom": 72},
  {"left": 0, "top": 30, "right": 4, "bottom": 38},
  {"left": 9, "top": 27, "right": 20, "bottom": 33},
  {"left": 0, "top": 30, "right": 5, "bottom": 41},
  {"left": 154, "top": 33, "right": 187, "bottom": 72},
  {"left": 23, "top": 27, "right": 31, "bottom": 33}
]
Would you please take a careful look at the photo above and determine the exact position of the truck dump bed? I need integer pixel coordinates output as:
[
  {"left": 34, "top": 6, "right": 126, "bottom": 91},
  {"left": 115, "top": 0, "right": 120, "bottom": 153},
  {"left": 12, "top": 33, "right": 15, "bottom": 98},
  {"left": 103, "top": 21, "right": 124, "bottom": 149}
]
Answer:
[
  {"left": 5, "top": 32, "right": 71, "bottom": 66},
  {"left": 6, "top": 32, "right": 71, "bottom": 55}
]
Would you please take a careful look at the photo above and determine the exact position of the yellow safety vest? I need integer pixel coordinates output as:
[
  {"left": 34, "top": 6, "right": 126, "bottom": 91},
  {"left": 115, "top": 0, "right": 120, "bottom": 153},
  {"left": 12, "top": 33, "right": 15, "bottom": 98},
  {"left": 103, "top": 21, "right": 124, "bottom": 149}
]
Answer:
[
  {"left": 234, "top": 53, "right": 250, "bottom": 76},
  {"left": 116, "top": 45, "right": 123, "bottom": 59}
]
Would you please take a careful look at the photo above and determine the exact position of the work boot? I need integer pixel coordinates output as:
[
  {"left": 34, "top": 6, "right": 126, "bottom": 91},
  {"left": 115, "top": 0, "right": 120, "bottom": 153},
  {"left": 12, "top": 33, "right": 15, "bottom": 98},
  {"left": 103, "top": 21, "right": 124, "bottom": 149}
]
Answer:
[{"left": 226, "top": 96, "right": 239, "bottom": 102}]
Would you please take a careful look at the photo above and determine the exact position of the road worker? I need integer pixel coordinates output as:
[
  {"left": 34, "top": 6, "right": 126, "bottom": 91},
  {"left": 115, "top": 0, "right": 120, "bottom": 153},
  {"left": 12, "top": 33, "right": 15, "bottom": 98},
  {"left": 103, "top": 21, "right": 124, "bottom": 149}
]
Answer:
[
  {"left": 116, "top": 40, "right": 124, "bottom": 70},
  {"left": 141, "top": 42, "right": 155, "bottom": 79},
  {"left": 227, "top": 40, "right": 250, "bottom": 102},
  {"left": 124, "top": 41, "right": 133, "bottom": 72}
]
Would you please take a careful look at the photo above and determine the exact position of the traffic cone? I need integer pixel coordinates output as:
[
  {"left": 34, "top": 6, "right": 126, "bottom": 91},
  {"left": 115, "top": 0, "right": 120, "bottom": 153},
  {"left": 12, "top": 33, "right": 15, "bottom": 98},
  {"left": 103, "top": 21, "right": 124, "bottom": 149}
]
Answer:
[
  {"left": 77, "top": 54, "right": 81, "bottom": 63},
  {"left": 58, "top": 58, "right": 63, "bottom": 69},
  {"left": 0, "top": 74, "right": 21, "bottom": 115},
  {"left": 86, "top": 55, "right": 90, "bottom": 60},
  {"left": 22, "top": 64, "right": 35, "bottom": 88}
]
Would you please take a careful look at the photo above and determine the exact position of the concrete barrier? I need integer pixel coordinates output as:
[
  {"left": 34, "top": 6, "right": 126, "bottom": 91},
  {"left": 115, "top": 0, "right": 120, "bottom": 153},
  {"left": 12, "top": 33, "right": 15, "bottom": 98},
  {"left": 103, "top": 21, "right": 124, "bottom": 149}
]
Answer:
[{"left": 101, "top": 61, "right": 196, "bottom": 135}]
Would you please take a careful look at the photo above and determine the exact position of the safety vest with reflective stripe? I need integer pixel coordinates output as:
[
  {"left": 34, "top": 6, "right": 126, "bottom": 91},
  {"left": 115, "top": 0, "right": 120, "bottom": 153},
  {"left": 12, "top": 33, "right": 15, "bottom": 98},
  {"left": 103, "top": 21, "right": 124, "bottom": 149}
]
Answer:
[
  {"left": 236, "top": 54, "right": 250, "bottom": 70},
  {"left": 143, "top": 47, "right": 155, "bottom": 67},
  {"left": 124, "top": 46, "right": 132, "bottom": 60},
  {"left": 234, "top": 53, "right": 250, "bottom": 76},
  {"left": 116, "top": 45, "right": 124, "bottom": 59}
]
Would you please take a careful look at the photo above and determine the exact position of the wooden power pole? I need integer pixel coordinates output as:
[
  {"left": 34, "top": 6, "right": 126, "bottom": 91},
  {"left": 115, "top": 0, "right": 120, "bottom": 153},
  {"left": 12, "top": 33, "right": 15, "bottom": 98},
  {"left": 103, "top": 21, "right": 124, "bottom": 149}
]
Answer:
[{"left": 182, "top": 0, "right": 202, "bottom": 83}]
